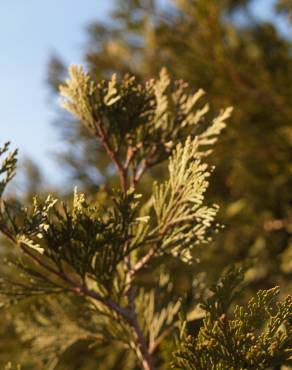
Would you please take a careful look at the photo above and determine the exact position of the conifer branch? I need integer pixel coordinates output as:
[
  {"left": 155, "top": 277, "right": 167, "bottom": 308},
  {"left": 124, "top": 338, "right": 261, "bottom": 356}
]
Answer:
[
  {"left": 4, "top": 63, "right": 289, "bottom": 370},
  {"left": 1, "top": 226, "right": 155, "bottom": 370},
  {"left": 0, "top": 228, "right": 133, "bottom": 321},
  {"left": 94, "top": 116, "right": 156, "bottom": 369}
]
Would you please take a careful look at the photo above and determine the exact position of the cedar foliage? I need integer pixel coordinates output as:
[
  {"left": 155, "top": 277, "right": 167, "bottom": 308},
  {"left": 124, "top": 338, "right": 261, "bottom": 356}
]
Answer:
[
  {"left": 48, "top": 0, "right": 292, "bottom": 292},
  {"left": 0, "top": 67, "right": 291, "bottom": 369},
  {"left": 173, "top": 270, "right": 292, "bottom": 369}
]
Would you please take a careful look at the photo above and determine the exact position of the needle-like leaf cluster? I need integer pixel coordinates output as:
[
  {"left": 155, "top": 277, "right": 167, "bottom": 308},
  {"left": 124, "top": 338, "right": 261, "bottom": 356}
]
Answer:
[
  {"left": 0, "top": 68, "right": 290, "bottom": 370},
  {"left": 172, "top": 269, "right": 292, "bottom": 370}
]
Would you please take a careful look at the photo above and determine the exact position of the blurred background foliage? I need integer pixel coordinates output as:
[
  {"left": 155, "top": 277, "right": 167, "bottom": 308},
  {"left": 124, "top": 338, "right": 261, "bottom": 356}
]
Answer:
[{"left": 1, "top": 0, "right": 292, "bottom": 368}]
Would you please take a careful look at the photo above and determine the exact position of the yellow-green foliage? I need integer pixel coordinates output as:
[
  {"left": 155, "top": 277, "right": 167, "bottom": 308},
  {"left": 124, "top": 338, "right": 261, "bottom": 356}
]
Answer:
[
  {"left": 0, "top": 68, "right": 291, "bottom": 370},
  {"left": 0, "top": 143, "right": 17, "bottom": 198},
  {"left": 173, "top": 269, "right": 292, "bottom": 370}
]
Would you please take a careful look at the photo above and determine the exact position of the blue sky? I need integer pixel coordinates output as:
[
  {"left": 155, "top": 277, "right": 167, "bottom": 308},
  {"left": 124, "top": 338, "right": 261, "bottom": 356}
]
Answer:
[
  {"left": 0, "top": 0, "right": 289, "bottom": 187},
  {"left": 0, "top": 0, "right": 112, "bottom": 185}
]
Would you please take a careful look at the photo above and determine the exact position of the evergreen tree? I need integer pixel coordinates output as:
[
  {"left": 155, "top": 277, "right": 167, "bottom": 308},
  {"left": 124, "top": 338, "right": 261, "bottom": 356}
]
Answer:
[
  {"left": 0, "top": 66, "right": 291, "bottom": 369},
  {"left": 48, "top": 0, "right": 292, "bottom": 292}
]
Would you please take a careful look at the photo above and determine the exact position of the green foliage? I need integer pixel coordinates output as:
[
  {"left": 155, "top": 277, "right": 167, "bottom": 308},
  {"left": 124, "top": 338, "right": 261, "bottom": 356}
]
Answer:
[
  {"left": 1, "top": 188, "right": 145, "bottom": 290},
  {"left": 48, "top": 0, "right": 292, "bottom": 293},
  {"left": 152, "top": 136, "right": 220, "bottom": 262},
  {"left": 60, "top": 65, "right": 231, "bottom": 183},
  {"left": 0, "top": 68, "right": 234, "bottom": 369},
  {"left": 1, "top": 28, "right": 292, "bottom": 368},
  {"left": 173, "top": 269, "right": 292, "bottom": 370},
  {"left": 0, "top": 142, "right": 17, "bottom": 198},
  {"left": 0, "top": 88, "right": 228, "bottom": 305}
]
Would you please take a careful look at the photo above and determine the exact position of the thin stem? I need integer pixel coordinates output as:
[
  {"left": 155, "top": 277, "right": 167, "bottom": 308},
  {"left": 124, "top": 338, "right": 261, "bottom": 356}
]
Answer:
[
  {"left": 95, "top": 120, "right": 128, "bottom": 192},
  {"left": 124, "top": 146, "right": 136, "bottom": 171},
  {"left": 93, "top": 122, "right": 155, "bottom": 369},
  {"left": 149, "top": 325, "right": 176, "bottom": 355},
  {"left": 129, "top": 246, "right": 157, "bottom": 277},
  {"left": 132, "top": 146, "right": 161, "bottom": 187},
  {"left": 133, "top": 158, "right": 148, "bottom": 187},
  {"left": 131, "top": 318, "right": 156, "bottom": 370}
]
